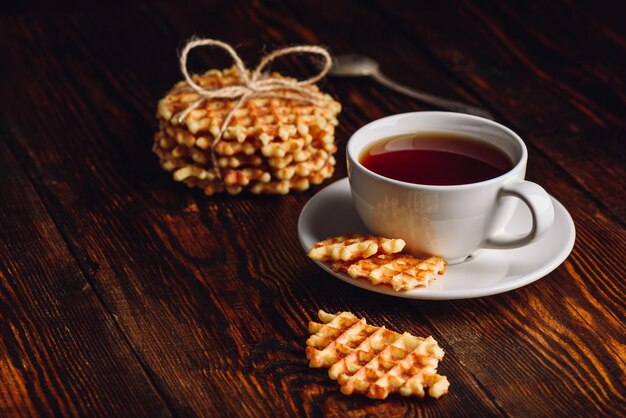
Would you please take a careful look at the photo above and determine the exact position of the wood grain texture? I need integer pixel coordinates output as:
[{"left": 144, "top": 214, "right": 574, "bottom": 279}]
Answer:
[
  {"left": 0, "top": 0, "right": 624, "bottom": 417},
  {"left": 0, "top": 127, "right": 171, "bottom": 417}
]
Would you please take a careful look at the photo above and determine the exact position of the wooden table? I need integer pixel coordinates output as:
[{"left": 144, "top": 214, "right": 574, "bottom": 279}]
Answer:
[{"left": 1, "top": 1, "right": 624, "bottom": 416}]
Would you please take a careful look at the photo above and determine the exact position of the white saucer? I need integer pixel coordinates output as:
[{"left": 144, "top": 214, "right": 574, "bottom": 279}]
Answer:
[{"left": 298, "top": 178, "right": 575, "bottom": 300}]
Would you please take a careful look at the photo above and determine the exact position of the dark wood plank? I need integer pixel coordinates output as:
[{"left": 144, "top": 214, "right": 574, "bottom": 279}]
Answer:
[
  {"left": 0, "top": 125, "right": 172, "bottom": 417},
  {"left": 489, "top": 0, "right": 626, "bottom": 93},
  {"left": 1, "top": 1, "right": 624, "bottom": 417}
]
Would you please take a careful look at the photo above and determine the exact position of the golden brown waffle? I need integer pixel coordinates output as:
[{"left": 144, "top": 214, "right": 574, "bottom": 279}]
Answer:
[
  {"left": 154, "top": 66, "right": 341, "bottom": 195},
  {"left": 307, "top": 234, "right": 447, "bottom": 291},
  {"left": 306, "top": 310, "right": 449, "bottom": 399},
  {"left": 307, "top": 234, "right": 406, "bottom": 262},
  {"left": 333, "top": 253, "right": 447, "bottom": 291}
]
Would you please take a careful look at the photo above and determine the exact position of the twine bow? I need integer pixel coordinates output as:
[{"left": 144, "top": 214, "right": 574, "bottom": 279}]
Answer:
[{"left": 176, "top": 38, "right": 332, "bottom": 182}]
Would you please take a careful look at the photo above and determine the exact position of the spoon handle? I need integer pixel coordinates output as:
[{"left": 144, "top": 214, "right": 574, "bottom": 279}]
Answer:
[{"left": 371, "top": 70, "right": 494, "bottom": 119}]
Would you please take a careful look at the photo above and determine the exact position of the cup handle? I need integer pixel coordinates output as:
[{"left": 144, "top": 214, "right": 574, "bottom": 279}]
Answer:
[{"left": 484, "top": 180, "right": 555, "bottom": 249}]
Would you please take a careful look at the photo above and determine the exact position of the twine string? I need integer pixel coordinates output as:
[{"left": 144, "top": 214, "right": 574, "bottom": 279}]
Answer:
[{"left": 176, "top": 38, "right": 332, "bottom": 182}]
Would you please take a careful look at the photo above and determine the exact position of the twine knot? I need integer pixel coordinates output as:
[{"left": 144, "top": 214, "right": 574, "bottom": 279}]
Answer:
[{"left": 176, "top": 38, "right": 332, "bottom": 181}]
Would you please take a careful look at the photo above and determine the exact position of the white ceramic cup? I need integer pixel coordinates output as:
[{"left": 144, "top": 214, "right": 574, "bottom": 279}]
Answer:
[{"left": 347, "top": 112, "right": 555, "bottom": 264}]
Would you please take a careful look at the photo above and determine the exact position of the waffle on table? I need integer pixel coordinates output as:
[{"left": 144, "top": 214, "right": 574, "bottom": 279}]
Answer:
[
  {"left": 154, "top": 66, "right": 341, "bottom": 195},
  {"left": 308, "top": 234, "right": 447, "bottom": 291},
  {"left": 306, "top": 310, "right": 449, "bottom": 399}
]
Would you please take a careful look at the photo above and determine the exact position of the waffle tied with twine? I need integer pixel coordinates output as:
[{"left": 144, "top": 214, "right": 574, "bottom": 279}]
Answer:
[{"left": 154, "top": 39, "right": 341, "bottom": 195}]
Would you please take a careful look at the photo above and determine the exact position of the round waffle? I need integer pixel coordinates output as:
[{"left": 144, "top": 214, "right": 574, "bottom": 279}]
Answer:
[{"left": 154, "top": 66, "right": 341, "bottom": 195}]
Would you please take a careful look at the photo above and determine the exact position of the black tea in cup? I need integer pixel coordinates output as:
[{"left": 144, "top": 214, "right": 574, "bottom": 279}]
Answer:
[{"left": 360, "top": 132, "right": 513, "bottom": 186}]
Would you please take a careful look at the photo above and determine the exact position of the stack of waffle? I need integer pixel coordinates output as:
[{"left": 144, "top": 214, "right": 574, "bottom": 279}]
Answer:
[
  {"left": 154, "top": 66, "right": 341, "bottom": 195},
  {"left": 306, "top": 310, "right": 449, "bottom": 399}
]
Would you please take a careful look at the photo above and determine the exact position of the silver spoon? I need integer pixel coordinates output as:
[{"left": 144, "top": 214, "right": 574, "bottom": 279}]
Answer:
[{"left": 330, "top": 54, "right": 493, "bottom": 119}]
